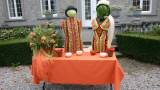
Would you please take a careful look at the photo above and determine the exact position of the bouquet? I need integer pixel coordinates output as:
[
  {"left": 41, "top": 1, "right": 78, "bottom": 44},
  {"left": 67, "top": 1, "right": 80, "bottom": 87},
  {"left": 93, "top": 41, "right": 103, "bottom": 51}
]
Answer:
[{"left": 28, "top": 22, "right": 57, "bottom": 57}]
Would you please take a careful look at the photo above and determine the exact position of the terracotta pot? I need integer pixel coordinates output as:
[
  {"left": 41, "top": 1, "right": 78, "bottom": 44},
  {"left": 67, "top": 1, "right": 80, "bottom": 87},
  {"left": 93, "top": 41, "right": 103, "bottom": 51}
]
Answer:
[
  {"left": 90, "top": 50, "right": 96, "bottom": 56},
  {"left": 107, "top": 48, "right": 115, "bottom": 57},
  {"left": 55, "top": 49, "right": 63, "bottom": 57},
  {"left": 108, "top": 52, "right": 113, "bottom": 57}
]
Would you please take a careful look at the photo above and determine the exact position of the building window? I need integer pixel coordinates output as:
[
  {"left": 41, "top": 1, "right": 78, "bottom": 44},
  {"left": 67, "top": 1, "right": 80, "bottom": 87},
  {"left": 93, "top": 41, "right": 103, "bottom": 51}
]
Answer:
[
  {"left": 85, "top": 0, "right": 91, "bottom": 20},
  {"left": 132, "top": 0, "right": 152, "bottom": 14},
  {"left": 133, "top": 0, "right": 140, "bottom": 7},
  {"left": 142, "top": 0, "right": 150, "bottom": 11},
  {"left": 7, "top": 0, "right": 22, "bottom": 19},
  {"left": 41, "top": 0, "right": 57, "bottom": 17}
]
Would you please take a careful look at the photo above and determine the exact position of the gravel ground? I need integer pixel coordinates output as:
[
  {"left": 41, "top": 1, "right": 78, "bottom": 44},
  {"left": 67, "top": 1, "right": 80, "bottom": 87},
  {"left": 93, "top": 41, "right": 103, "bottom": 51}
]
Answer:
[
  {"left": 119, "top": 58, "right": 160, "bottom": 90},
  {"left": 0, "top": 57, "right": 160, "bottom": 90}
]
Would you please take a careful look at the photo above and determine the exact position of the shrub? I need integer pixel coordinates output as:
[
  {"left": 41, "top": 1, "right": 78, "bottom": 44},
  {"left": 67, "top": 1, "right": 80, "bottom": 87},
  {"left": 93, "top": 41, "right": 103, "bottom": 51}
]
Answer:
[
  {"left": 148, "top": 25, "right": 160, "bottom": 35},
  {"left": 0, "top": 27, "right": 31, "bottom": 40},
  {"left": 0, "top": 39, "right": 32, "bottom": 67},
  {"left": 116, "top": 33, "right": 160, "bottom": 65},
  {"left": 0, "top": 35, "right": 63, "bottom": 67},
  {"left": 0, "top": 26, "right": 63, "bottom": 66}
]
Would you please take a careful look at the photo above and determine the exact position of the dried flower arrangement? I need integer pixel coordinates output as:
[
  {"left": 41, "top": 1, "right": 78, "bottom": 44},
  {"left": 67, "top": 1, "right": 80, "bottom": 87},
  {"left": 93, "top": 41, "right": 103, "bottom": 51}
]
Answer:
[{"left": 28, "top": 22, "right": 58, "bottom": 57}]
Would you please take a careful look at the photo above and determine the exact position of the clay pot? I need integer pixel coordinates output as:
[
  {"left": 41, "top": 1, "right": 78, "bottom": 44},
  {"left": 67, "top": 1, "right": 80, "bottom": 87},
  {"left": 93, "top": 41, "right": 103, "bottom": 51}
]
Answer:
[
  {"left": 90, "top": 50, "right": 96, "bottom": 56},
  {"left": 55, "top": 49, "right": 63, "bottom": 57},
  {"left": 107, "top": 48, "right": 115, "bottom": 57}
]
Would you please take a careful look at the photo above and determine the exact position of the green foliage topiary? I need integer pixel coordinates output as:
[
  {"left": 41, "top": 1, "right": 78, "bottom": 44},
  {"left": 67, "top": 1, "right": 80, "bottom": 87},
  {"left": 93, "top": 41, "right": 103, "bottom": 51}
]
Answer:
[
  {"left": 0, "top": 36, "right": 63, "bottom": 67},
  {"left": 0, "top": 26, "right": 63, "bottom": 66},
  {"left": 0, "top": 39, "right": 32, "bottom": 67},
  {"left": 116, "top": 33, "right": 160, "bottom": 65}
]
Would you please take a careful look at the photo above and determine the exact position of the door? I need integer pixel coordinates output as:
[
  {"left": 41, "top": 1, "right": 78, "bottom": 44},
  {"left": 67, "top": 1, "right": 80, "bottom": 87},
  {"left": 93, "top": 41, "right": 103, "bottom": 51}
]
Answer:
[{"left": 82, "top": 0, "right": 98, "bottom": 27}]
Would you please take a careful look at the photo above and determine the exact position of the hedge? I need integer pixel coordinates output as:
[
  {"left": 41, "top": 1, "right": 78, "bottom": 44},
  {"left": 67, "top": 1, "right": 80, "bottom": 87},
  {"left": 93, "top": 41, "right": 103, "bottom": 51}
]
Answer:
[
  {"left": 0, "top": 38, "right": 63, "bottom": 67},
  {"left": 0, "top": 26, "right": 64, "bottom": 66},
  {"left": 0, "top": 27, "right": 31, "bottom": 40},
  {"left": 0, "top": 39, "right": 32, "bottom": 67},
  {"left": 116, "top": 33, "right": 160, "bottom": 65}
]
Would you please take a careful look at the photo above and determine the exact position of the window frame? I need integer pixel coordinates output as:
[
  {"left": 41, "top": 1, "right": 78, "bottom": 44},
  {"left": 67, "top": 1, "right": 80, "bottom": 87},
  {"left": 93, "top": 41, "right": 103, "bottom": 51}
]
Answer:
[
  {"left": 85, "top": 0, "right": 91, "bottom": 20},
  {"left": 140, "top": 0, "right": 152, "bottom": 14},
  {"left": 132, "top": 0, "right": 152, "bottom": 14},
  {"left": 133, "top": 0, "right": 140, "bottom": 7},
  {"left": 40, "top": 0, "right": 57, "bottom": 18},
  {"left": 7, "top": 0, "right": 23, "bottom": 19}
]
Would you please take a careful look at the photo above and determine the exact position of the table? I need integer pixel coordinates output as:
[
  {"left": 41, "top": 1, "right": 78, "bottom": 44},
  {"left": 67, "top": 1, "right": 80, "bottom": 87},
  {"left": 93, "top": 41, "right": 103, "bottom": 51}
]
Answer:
[{"left": 31, "top": 50, "right": 124, "bottom": 90}]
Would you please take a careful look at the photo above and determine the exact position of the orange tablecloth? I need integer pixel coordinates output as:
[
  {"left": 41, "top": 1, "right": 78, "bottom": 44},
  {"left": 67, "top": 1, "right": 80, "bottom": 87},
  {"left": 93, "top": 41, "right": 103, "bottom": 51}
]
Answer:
[{"left": 31, "top": 51, "right": 124, "bottom": 90}]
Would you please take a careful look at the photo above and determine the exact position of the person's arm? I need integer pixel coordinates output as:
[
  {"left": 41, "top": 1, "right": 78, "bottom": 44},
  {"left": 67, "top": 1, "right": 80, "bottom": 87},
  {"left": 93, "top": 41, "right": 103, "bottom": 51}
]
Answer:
[{"left": 107, "top": 15, "right": 115, "bottom": 48}]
